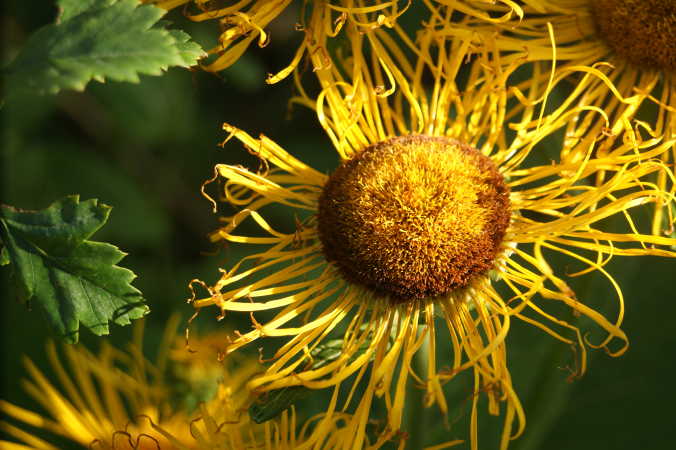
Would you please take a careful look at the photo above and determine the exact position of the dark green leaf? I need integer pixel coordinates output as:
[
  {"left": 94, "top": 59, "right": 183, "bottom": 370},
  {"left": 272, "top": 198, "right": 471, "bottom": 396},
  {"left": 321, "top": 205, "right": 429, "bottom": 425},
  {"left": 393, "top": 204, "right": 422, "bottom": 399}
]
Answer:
[
  {"left": 0, "top": 196, "right": 148, "bottom": 343},
  {"left": 5, "top": 0, "right": 205, "bottom": 96},
  {"left": 249, "top": 386, "right": 312, "bottom": 424},
  {"left": 248, "top": 331, "right": 375, "bottom": 423},
  {"left": 57, "top": 0, "right": 114, "bottom": 22},
  {"left": 167, "top": 29, "right": 205, "bottom": 67}
]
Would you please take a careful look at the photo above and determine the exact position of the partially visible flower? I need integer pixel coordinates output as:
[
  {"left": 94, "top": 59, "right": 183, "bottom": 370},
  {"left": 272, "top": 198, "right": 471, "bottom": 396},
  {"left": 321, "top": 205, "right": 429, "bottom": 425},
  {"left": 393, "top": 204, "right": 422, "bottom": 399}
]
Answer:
[
  {"left": 435, "top": 0, "right": 676, "bottom": 236},
  {"left": 191, "top": 7, "right": 676, "bottom": 450},
  {"left": 143, "top": 0, "right": 413, "bottom": 81},
  {"left": 0, "top": 318, "right": 346, "bottom": 449}
]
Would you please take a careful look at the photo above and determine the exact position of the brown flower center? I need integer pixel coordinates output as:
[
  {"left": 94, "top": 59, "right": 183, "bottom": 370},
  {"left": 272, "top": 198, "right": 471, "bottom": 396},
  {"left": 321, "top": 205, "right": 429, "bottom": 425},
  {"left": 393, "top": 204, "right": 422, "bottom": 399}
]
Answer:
[
  {"left": 317, "top": 135, "right": 511, "bottom": 303},
  {"left": 590, "top": 0, "right": 676, "bottom": 72}
]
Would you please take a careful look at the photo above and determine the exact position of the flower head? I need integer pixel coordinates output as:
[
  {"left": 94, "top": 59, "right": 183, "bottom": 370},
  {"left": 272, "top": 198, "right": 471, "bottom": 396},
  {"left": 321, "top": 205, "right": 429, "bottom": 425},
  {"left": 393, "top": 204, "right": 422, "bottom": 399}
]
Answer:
[
  {"left": 0, "top": 318, "right": 346, "bottom": 449},
  {"left": 191, "top": 6, "right": 676, "bottom": 449},
  {"left": 439, "top": 0, "right": 676, "bottom": 236},
  {"left": 318, "top": 134, "right": 511, "bottom": 301},
  {"left": 590, "top": 0, "right": 675, "bottom": 72}
]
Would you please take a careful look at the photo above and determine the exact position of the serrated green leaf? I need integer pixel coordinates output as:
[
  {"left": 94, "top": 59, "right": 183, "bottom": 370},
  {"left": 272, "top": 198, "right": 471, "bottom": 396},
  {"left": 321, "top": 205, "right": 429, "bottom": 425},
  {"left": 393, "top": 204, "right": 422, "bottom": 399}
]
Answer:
[
  {"left": 168, "top": 29, "right": 205, "bottom": 67},
  {"left": 57, "top": 0, "right": 114, "bottom": 22},
  {"left": 0, "top": 196, "right": 148, "bottom": 343},
  {"left": 5, "top": 0, "right": 203, "bottom": 96}
]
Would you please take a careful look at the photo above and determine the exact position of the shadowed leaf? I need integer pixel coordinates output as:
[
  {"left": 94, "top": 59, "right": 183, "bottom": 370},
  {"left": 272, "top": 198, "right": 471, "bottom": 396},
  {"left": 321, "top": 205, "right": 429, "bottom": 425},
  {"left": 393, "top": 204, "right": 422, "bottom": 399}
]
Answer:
[
  {"left": 5, "top": 0, "right": 204, "bottom": 96},
  {"left": 0, "top": 196, "right": 149, "bottom": 343}
]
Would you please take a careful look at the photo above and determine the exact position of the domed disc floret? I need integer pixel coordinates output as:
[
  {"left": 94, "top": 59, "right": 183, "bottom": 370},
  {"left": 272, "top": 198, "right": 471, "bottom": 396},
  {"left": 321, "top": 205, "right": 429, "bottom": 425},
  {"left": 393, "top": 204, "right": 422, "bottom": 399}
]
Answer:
[
  {"left": 317, "top": 135, "right": 511, "bottom": 303},
  {"left": 591, "top": 0, "right": 676, "bottom": 72}
]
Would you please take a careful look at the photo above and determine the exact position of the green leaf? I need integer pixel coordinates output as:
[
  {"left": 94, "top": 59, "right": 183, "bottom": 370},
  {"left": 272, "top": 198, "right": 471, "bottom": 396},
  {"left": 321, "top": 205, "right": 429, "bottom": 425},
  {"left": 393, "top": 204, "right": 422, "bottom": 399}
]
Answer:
[
  {"left": 249, "top": 386, "right": 313, "bottom": 424},
  {"left": 248, "top": 331, "right": 375, "bottom": 423},
  {"left": 57, "top": 0, "right": 114, "bottom": 22},
  {"left": 5, "top": 0, "right": 205, "bottom": 96},
  {"left": 0, "top": 196, "right": 149, "bottom": 343},
  {"left": 168, "top": 29, "right": 206, "bottom": 67}
]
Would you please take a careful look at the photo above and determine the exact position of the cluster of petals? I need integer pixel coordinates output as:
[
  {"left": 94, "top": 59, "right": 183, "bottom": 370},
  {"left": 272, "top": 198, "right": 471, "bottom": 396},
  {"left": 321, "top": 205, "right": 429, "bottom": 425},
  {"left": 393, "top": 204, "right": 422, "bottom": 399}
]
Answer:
[
  {"left": 174, "top": 1, "right": 676, "bottom": 448},
  {"left": 5, "top": 1, "right": 675, "bottom": 449}
]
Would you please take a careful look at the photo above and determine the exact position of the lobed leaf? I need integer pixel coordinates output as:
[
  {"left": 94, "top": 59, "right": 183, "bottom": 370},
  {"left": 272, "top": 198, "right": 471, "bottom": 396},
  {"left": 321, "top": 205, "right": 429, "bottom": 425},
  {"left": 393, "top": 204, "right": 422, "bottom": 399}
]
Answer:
[
  {"left": 5, "top": 0, "right": 205, "bottom": 96},
  {"left": 0, "top": 196, "right": 149, "bottom": 343},
  {"left": 57, "top": 0, "right": 115, "bottom": 22}
]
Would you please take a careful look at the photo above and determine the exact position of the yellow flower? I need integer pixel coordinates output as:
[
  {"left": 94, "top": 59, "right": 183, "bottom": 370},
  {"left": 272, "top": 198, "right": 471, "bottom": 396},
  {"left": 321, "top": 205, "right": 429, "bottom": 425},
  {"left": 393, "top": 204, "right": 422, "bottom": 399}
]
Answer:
[
  {"left": 191, "top": 7, "right": 676, "bottom": 450},
  {"left": 143, "top": 0, "right": 412, "bottom": 81},
  {"left": 0, "top": 317, "right": 346, "bottom": 449},
  {"left": 436, "top": 0, "right": 676, "bottom": 236}
]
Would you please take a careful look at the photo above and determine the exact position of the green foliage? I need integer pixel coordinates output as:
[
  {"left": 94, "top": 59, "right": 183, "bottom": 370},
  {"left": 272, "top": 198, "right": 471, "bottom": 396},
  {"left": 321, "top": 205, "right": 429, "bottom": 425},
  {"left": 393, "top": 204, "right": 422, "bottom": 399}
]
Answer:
[
  {"left": 4, "top": 0, "right": 204, "bottom": 96},
  {"left": 0, "top": 247, "right": 9, "bottom": 266},
  {"left": 57, "top": 0, "right": 114, "bottom": 22},
  {"left": 168, "top": 29, "right": 206, "bottom": 67},
  {"left": 249, "top": 386, "right": 313, "bottom": 424},
  {"left": 248, "top": 331, "right": 375, "bottom": 423},
  {"left": 0, "top": 196, "right": 148, "bottom": 343}
]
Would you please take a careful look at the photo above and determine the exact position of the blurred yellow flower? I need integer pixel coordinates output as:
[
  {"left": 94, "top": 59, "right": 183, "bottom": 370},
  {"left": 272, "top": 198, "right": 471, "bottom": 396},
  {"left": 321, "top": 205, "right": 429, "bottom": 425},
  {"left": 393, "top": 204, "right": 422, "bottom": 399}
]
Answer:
[
  {"left": 192, "top": 7, "right": 676, "bottom": 450},
  {"left": 0, "top": 317, "right": 347, "bottom": 449}
]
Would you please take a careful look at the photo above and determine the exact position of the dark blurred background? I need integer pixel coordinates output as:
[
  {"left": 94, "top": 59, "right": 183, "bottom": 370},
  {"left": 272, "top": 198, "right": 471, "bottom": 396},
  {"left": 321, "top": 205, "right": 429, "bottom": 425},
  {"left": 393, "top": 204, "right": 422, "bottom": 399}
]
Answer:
[{"left": 2, "top": 2, "right": 675, "bottom": 449}]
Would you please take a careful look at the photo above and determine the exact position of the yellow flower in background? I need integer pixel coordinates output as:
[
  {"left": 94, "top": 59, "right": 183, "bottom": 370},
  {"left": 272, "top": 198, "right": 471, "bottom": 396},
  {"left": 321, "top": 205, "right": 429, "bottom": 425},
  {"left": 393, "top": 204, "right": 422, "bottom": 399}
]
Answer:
[
  {"left": 438, "top": 0, "right": 676, "bottom": 235},
  {"left": 191, "top": 7, "right": 676, "bottom": 450},
  {"left": 142, "top": 0, "right": 532, "bottom": 82},
  {"left": 0, "top": 318, "right": 347, "bottom": 449},
  {"left": 144, "top": 0, "right": 412, "bottom": 81}
]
